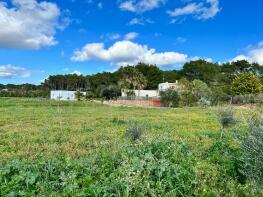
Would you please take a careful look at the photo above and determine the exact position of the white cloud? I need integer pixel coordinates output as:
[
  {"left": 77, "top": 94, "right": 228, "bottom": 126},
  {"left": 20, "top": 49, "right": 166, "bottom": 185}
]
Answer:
[
  {"left": 71, "top": 40, "right": 188, "bottom": 67},
  {"left": 119, "top": 1, "right": 136, "bottom": 12},
  {"left": 190, "top": 56, "right": 213, "bottom": 62},
  {"left": 97, "top": 2, "right": 103, "bottom": 9},
  {"left": 71, "top": 70, "right": 82, "bottom": 76},
  {"left": 0, "top": 0, "right": 62, "bottom": 49},
  {"left": 258, "top": 42, "right": 263, "bottom": 47},
  {"left": 101, "top": 33, "right": 121, "bottom": 41},
  {"left": 167, "top": 0, "right": 220, "bottom": 20},
  {"left": 124, "top": 32, "right": 139, "bottom": 40},
  {"left": 168, "top": 3, "right": 202, "bottom": 17},
  {"left": 119, "top": 0, "right": 166, "bottom": 13},
  {"left": 231, "top": 42, "right": 263, "bottom": 65},
  {"left": 0, "top": 65, "right": 32, "bottom": 78},
  {"left": 128, "top": 18, "right": 144, "bottom": 25},
  {"left": 175, "top": 37, "right": 187, "bottom": 44},
  {"left": 128, "top": 17, "right": 154, "bottom": 25},
  {"left": 110, "top": 34, "right": 121, "bottom": 40},
  {"left": 101, "top": 32, "right": 138, "bottom": 41},
  {"left": 249, "top": 48, "right": 263, "bottom": 65},
  {"left": 230, "top": 55, "right": 251, "bottom": 63}
]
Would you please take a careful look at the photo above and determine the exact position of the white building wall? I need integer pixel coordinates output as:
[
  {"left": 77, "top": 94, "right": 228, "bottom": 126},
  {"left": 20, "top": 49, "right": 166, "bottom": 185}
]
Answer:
[
  {"left": 50, "top": 90, "right": 86, "bottom": 101},
  {"left": 158, "top": 82, "right": 179, "bottom": 91},
  {"left": 122, "top": 90, "right": 159, "bottom": 98}
]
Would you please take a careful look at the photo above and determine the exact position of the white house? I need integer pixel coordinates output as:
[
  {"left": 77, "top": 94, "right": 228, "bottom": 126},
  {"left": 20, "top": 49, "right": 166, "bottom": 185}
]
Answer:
[
  {"left": 121, "top": 90, "right": 159, "bottom": 98},
  {"left": 158, "top": 81, "right": 179, "bottom": 91},
  {"left": 121, "top": 82, "right": 180, "bottom": 98},
  {"left": 50, "top": 90, "right": 86, "bottom": 101}
]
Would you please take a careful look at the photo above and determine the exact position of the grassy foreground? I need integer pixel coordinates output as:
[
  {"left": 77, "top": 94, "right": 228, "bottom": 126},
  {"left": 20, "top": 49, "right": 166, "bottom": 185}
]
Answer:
[{"left": 0, "top": 98, "right": 261, "bottom": 196}]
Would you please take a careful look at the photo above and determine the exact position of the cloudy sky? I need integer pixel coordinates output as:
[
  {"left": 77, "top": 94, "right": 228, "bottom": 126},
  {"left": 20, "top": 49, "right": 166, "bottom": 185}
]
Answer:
[{"left": 0, "top": 0, "right": 263, "bottom": 84}]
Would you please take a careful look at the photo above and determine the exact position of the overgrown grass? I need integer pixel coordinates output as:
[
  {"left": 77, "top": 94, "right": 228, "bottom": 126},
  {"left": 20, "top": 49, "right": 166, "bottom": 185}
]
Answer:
[{"left": 0, "top": 98, "right": 262, "bottom": 195}]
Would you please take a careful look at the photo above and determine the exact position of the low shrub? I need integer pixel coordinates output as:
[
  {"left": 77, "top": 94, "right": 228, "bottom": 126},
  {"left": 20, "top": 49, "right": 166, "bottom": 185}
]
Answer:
[
  {"left": 198, "top": 97, "right": 211, "bottom": 108},
  {"left": 100, "top": 85, "right": 121, "bottom": 100},
  {"left": 216, "top": 106, "right": 238, "bottom": 129},
  {"left": 125, "top": 124, "right": 144, "bottom": 142},
  {"left": 85, "top": 91, "right": 96, "bottom": 100},
  {"left": 160, "top": 89, "right": 180, "bottom": 108}
]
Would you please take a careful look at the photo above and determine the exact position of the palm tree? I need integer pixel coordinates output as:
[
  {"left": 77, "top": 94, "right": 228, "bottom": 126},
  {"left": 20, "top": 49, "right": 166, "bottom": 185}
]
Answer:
[{"left": 119, "top": 66, "right": 147, "bottom": 97}]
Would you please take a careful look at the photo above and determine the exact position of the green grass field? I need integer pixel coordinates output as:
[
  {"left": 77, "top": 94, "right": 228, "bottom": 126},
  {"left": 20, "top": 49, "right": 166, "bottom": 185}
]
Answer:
[{"left": 0, "top": 98, "right": 261, "bottom": 196}]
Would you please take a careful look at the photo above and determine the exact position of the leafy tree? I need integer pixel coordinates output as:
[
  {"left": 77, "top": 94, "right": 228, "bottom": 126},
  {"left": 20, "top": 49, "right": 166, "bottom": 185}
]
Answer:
[
  {"left": 182, "top": 60, "right": 220, "bottom": 84},
  {"left": 0, "top": 84, "right": 5, "bottom": 90},
  {"left": 210, "top": 83, "right": 228, "bottom": 105},
  {"left": 160, "top": 89, "right": 180, "bottom": 108},
  {"left": 192, "top": 80, "right": 212, "bottom": 100},
  {"left": 4, "top": 59, "right": 263, "bottom": 101},
  {"left": 88, "top": 72, "right": 120, "bottom": 97},
  {"left": 178, "top": 78, "right": 197, "bottom": 106},
  {"left": 232, "top": 73, "right": 262, "bottom": 95},
  {"left": 43, "top": 74, "right": 89, "bottom": 91},
  {"left": 220, "top": 60, "right": 263, "bottom": 95},
  {"left": 100, "top": 85, "right": 121, "bottom": 100},
  {"left": 222, "top": 60, "right": 263, "bottom": 78},
  {"left": 135, "top": 63, "right": 162, "bottom": 89},
  {"left": 162, "top": 70, "right": 181, "bottom": 83}
]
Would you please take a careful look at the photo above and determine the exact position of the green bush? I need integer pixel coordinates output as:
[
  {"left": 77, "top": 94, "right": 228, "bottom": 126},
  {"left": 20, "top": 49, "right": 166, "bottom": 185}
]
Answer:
[
  {"left": 85, "top": 91, "right": 96, "bottom": 100},
  {"left": 192, "top": 79, "right": 212, "bottom": 100},
  {"left": 178, "top": 78, "right": 197, "bottom": 106},
  {"left": 216, "top": 106, "right": 238, "bottom": 129},
  {"left": 100, "top": 85, "right": 121, "bottom": 100},
  {"left": 160, "top": 89, "right": 180, "bottom": 108},
  {"left": 232, "top": 72, "right": 262, "bottom": 95},
  {"left": 125, "top": 124, "right": 144, "bottom": 142},
  {"left": 198, "top": 97, "right": 211, "bottom": 108}
]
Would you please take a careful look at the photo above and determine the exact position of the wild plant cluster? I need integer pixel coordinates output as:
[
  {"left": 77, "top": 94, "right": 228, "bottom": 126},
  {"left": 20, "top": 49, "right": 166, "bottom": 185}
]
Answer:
[
  {"left": 1, "top": 136, "right": 259, "bottom": 196},
  {"left": 125, "top": 124, "right": 144, "bottom": 142},
  {"left": 216, "top": 107, "right": 238, "bottom": 129},
  {"left": 240, "top": 112, "right": 263, "bottom": 188},
  {"left": 215, "top": 106, "right": 263, "bottom": 189},
  {"left": 0, "top": 139, "right": 195, "bottom": 196}
]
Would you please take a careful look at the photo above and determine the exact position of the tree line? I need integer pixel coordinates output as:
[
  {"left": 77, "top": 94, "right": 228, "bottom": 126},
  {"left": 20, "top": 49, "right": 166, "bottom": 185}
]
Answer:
[{"left": 1, "top": 60, "right": 263, "bottom": 100}]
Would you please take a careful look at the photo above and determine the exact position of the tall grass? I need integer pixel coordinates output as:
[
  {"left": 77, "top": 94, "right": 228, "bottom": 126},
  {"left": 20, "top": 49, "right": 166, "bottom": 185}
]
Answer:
[{"left": 0, "top": 98, "right": 262, "bottom": 195}]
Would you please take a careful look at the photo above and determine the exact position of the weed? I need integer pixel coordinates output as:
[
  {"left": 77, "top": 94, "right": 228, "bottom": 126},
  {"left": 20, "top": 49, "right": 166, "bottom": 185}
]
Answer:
[
  {"left": 111, "top": 117, "right": 126, "bottom": 125},
  {"left": 125, "top": 124, "right": 144, "bottom": 142},
  {"left": 216, "top": 106, "right": 238, "bottom": 129}
]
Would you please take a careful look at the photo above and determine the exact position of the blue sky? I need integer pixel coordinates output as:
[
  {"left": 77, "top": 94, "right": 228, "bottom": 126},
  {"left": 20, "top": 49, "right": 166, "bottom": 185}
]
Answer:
[{"left": 0, "top": 0, "right": 263, "bottom": 84}]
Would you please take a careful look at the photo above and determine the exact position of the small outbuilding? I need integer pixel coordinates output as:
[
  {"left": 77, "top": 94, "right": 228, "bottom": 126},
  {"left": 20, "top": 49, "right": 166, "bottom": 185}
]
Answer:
[
  {"left": 50, "top": 90, "right": 86, "bottom": 101},
  {"left": 158, "top": 81, "right": 179, "bottom": 91}
]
